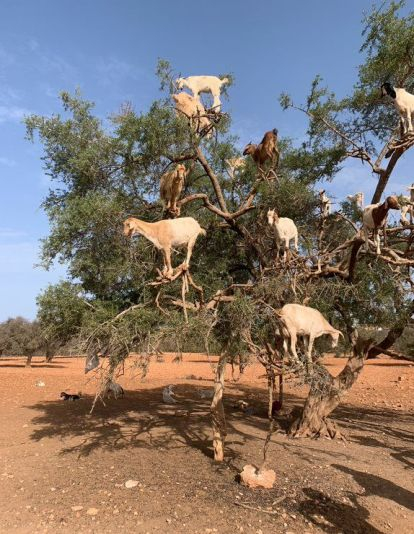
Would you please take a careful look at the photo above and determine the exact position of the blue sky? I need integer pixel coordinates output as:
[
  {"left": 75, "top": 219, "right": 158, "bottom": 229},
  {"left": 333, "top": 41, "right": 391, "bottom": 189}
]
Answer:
[{"left": 0, "top": 0, "right": 413, "bottom": 320}]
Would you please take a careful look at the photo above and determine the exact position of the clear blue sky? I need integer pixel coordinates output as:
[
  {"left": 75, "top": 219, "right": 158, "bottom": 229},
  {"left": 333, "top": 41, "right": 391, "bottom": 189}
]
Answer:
[{"left": 0, "top": 0, "right": 412, "bottom": 320}]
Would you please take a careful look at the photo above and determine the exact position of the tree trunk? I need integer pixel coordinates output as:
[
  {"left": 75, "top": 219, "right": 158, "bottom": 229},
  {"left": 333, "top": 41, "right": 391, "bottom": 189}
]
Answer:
[
  {"left": 25, "top": 354, "right": 33, "bottom": 367},
  {"left": 289, "top": 337, "right": 372, "bottom": 439},
  {"left": 211, "top": 353, "right": 227, "bottom": 461},
  {"left": 45, "top": 345, "right": 55, "bottom": 363}
]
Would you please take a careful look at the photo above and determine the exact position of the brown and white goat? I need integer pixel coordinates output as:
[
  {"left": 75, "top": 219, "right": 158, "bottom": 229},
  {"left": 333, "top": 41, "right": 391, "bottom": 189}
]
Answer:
[
  {"left": 243, "top": 128, "right": 279, "bottom": 170},
  {"left": 160, "top": 164, "right": 187, "bottom": 215},
  {"left": 381, "top": 82, "right": 414, "bottom": 136},
  {"left": 362, "top": 195, "right": 400, "bottom": 255}
]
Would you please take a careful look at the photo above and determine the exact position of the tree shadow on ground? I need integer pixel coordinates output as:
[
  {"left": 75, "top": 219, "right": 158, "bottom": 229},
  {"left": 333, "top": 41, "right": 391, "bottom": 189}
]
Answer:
[
  {"left": 333, "top": 464, "right": 414, "bottom": 511},
  {"left": 25, "top": 381, "right": 412, "bottom": 469},
  {"left": 0, "top": 363, "right": 65, "bottom": 368},
  {"left": 298, "top": 487, "right": 383, "bottom": 534},
  {"left": 26, "top": 385, "right": 272, "bottom": 463}
]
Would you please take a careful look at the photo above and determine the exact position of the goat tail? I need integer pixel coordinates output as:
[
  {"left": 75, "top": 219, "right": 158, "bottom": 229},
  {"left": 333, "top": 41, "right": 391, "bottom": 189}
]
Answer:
[{"left": 200, "top": 228, "right": 207, "bottom": 237}]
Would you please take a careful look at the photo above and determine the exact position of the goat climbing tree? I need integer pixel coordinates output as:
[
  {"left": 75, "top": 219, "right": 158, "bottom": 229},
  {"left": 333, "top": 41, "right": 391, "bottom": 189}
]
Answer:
[{"left": 29, "top": 2, "right": 414, "bottom": 460}]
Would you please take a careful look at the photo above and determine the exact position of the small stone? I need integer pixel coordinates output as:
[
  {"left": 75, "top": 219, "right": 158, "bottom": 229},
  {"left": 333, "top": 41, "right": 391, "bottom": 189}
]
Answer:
[
  {"left": 125, "top": 480, "right": 139, "bottom": 489},
  {"left": 86, "top": 508, "right": 99, "bottom": 516},
  {"left": 71, "top": 506, "right": 83, "bottom": 512}
]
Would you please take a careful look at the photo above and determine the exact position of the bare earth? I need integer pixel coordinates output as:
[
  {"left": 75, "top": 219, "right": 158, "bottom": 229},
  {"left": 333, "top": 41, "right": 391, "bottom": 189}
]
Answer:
[{"left": 0, "top": 354, "right": 413, "bottom": 534}]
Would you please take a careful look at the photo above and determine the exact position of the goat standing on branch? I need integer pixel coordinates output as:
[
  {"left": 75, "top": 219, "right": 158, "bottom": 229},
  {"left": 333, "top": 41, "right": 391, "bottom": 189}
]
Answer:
[
  {"left": 172, "top": 93, "right": 212, "bottom": 137},
  {"left": 225, "top": 157, "right": 245, "bottom": 179},
  {"left": 175, "top": 75, "right": 229, "bottom": 111},
  {"left": 277, "top": 303, "right": 343, "bottom": 366},
  {"left": 399, "top": 184, "right": 414, "bottom": 226},
  {"left": 381, "top": 82, "right": 414, "bottom": 136},
  {"left": 160, "top": 164, "right": 187, "bottom": 216},
  {"left": 123, "top": 217, "right": 206, "bottom": 278},
  {"left": 243, "top": 128, "right": 280, "bottom": 173},
  {"left": 362, "top": 195, "right": 400, "bottom": 255},
  {"left": 347, "top": 192, "right": 364, "bottom": 210},
  {"left": 319, "top": 189, "right": 331, "bottom": 218},
  {"left": 267, "top": 209, "right": 298, "bottom": 262}
]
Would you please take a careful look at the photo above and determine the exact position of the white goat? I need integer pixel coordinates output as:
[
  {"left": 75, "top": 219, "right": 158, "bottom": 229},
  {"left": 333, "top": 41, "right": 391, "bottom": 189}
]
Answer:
[
  {"left": 362, "top": 195, "right": 400, "bottom": 255},
  {"left": 347, "top": 192, "right": 364, "bottom": 210},
  {"left": 381, "top": 83, "right": 414, "bottom": 135},
  {"left": 176, "top": 75, "right": 229, "bottom": 111},
  {"left": 225, "top": 157, "right": 245, "bottom": 179},
  {"left": 400, "top": 185, "right": 414, "bottom": 226},
  {"left": 172, "top": 92, "right": 212, "bottom": 137},
  {"left": 319, "top": 189, "right": 331, "bottom": 218},
  {"left": 277, "top": 303, "right": 343, "bottom": 365},
  {"left": 267, "top": 209, "right": 298, "bottom": 262},
  {"left": 123, "top": 216, "right": 206, "bottom": 278}
]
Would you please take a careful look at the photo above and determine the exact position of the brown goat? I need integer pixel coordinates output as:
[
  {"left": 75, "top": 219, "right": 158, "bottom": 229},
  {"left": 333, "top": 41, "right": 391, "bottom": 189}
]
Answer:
[
  {"left": 243, "top": 128, "right": 279, "bottom": 170},
  {"left": 160, "top": 164, "right": 187, "bottom": 215}
]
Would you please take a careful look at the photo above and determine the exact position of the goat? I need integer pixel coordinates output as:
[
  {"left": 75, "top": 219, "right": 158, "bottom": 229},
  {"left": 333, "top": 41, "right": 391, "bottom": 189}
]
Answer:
[
  {"left": 175, "top": 75, "right": 229, "bottom": 111},
  {"left": 123, "top": 216, "right": 206, "bottom": 278},
  {"left": 400, "top": 184, "right": 414, "bottom": 226},
  {"left": 102, "top": 379, "right": 124, "bottom": 399},
  {"left": 60, "top": 392, "right": 81, "bottom": 401},
  {"left": 277, "top": 303, "right": 343, "bottom": 365},
  {"left": 163, "top": 385, "right": 177, "bottom": 404},
  {"left": 347, "top": 192, "right": 364, "bottom": 210},
  {"left": 160, "top": 164, "right": 187, "bottom": 215},
  {"left": 225, "top": 157, "right": 245, "bottom": 179},
  {"left": 243, "top": 129, "right": 279, "bottom": 171},
  {"left": 319, "top": 189, "right": 331, "bottom": 218},
  {"left": 172, "top": 92, "right": 212, "bottom": 137},
  {"left": 267, "top": 209, "right": 298, "bottom": 262},
  {"left": 362, "top": 195, "right": 400, "bottom": 255},
  {"left": 381, "top": 82, "right": 414, "bottom": 136}
]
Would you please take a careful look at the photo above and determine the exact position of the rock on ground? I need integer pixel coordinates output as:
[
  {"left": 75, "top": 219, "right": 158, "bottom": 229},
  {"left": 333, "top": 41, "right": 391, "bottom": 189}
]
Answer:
[{"left": 239, "top": 464, "right": 276, "bottom": 489}]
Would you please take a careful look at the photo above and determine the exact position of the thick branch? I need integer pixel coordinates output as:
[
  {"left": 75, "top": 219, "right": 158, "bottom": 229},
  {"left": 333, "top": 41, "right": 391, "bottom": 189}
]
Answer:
[
  {"left": 367, "top": 300, "right": 414, "bottom": 358},
  {"left": 196, "top": 147, "right": 228, "bottom": 213}
]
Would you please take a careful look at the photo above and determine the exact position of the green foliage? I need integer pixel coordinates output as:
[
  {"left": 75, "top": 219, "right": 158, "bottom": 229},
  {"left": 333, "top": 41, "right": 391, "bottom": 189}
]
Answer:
[
  {"left": 27, "top": 2, "right": 414, "bottom": 373},
  {"left": 0, "top": 317, "right": 43, "bottom": 356}
]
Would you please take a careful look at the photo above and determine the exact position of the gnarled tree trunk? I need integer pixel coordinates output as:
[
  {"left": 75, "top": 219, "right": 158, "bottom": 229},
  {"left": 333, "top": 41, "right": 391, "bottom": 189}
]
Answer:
[{"left": 289, "top": 336, "right": 373, "bottom": 439}]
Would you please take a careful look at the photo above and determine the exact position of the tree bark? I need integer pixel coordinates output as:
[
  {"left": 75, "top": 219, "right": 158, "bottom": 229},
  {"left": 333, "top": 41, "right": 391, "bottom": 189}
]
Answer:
[
  {"left": 211, "top": 353, "right": 227, "bottom": 461},
  {"left": 289, "top": 337, "right": 372, "bottom": 438}
]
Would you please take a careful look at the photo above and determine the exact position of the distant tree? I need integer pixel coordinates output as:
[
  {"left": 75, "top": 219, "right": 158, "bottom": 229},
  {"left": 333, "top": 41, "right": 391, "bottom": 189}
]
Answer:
[
  {"left": 36, "top": 281, "right": 92, "bottom": 361},
  {"left": 26, "top": 2, "right": 414, "bottom": 458},
  {"left": 0, "top": 317, "right": 43, "bottom": 366}
]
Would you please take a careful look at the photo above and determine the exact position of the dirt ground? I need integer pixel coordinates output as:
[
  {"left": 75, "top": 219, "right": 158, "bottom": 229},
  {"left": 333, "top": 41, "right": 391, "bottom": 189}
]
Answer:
[{"left": 0, "top": 354, "right": 413, "bottom": 534}]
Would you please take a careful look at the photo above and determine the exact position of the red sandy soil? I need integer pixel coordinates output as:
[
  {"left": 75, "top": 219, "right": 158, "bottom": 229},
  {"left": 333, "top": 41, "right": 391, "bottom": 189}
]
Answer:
[{"left": 0, "top": 354, "right": 413, "bottom": 534}]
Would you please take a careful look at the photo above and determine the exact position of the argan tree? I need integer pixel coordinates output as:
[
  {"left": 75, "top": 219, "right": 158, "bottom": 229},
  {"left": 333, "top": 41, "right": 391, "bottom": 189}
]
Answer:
[{"left": 28, "top": 2, "right": 414, "bottom": 460}]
